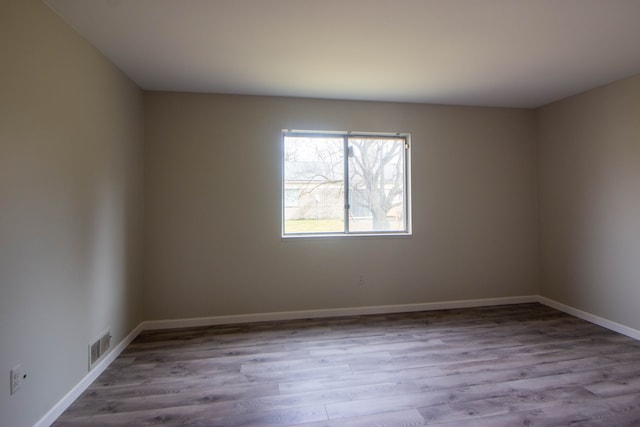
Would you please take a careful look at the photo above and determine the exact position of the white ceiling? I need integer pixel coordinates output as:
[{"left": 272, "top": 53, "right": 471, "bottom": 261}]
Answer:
[{"left": 44, "top": 0, "right": 640, "bottom": 108}]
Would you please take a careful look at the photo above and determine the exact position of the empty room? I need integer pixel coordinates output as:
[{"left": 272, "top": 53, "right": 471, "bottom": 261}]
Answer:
[{"left": 2, "top": 0, "right": 640, "bottom": 426}]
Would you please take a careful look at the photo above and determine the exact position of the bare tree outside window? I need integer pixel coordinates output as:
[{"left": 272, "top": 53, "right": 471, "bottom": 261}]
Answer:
[
  {"left": 349, "top": 137, "right": 405, "bottom": 231},
  {"left": 283, "top": 131, "right": 410, "bottom": 236},
  {"left": 283, "top": 136, "right": 345, "bottom": 233}
]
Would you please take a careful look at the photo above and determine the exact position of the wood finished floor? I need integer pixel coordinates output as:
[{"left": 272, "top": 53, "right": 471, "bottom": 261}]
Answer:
[{"left": 53, "top": 303, "right": 640, "bottom": 427}]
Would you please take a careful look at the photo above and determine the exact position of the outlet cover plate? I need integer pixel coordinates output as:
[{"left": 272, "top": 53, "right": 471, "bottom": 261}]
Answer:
[{"left": 10, "top": 364, "right": 22, "bottom": 395}]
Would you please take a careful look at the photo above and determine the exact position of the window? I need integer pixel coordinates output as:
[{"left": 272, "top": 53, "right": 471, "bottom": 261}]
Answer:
[{"left": 282, "top": 130, "right": 411, "bottom": 236}]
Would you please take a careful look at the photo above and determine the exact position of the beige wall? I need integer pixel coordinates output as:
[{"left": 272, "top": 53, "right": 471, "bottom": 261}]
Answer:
[
  {"left": 143, "top": 93, "right": 539, "bottom": 320},
  {"left": 0, "top": 1, "right": 144, "bottom": 426},
  {"left": 537, "top": 74, "right": 640, "bottom": 329}
]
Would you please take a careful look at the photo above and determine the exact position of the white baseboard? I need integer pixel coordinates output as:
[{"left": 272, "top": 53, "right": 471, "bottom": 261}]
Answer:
[
  {"left": 537, "top": 296, "right": 640, "bottom": 341},
  {"left": 141, "top": 295, "right": 539, "bottom": 330},
  {"left": 34, "top": 322, "right": 144, "bottom": 427}
]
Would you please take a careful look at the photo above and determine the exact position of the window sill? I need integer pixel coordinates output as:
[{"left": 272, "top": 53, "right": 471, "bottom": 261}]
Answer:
[{"left": 281, "top": 232, "right": 412, "bottom": 240}]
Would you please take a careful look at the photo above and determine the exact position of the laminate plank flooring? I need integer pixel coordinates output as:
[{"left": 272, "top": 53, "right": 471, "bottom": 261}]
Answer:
[{"left": 53, "top": 303, "right": 640, "bottom": 426}]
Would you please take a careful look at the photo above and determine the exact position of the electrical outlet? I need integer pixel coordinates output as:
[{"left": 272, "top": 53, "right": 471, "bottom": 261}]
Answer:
[{"left": 10, "top": 364, "right": 23, "bottom": 395}]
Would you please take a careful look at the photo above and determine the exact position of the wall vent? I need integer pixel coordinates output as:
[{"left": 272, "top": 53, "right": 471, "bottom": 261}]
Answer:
[{"left": 89, "top": 330, "right": 111, "bottom": 370}]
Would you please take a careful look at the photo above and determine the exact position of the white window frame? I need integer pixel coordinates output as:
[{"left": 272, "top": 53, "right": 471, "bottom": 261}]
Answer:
[{"left": 281, "top": 129, "right": 412, "bottom": 238}]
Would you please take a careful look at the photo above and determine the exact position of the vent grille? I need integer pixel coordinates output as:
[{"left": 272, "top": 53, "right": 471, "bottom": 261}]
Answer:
[{"left": 89, "top": 330, "right": 111, "bottom": 369}]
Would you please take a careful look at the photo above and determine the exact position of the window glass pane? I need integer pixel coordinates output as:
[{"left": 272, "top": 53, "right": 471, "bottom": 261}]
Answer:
[
  {"left": 348, "top": 137, "right": 405, "bottom": 232},
  {"left": 283, "top": 136, "right": 345, "bottom": 234}
]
